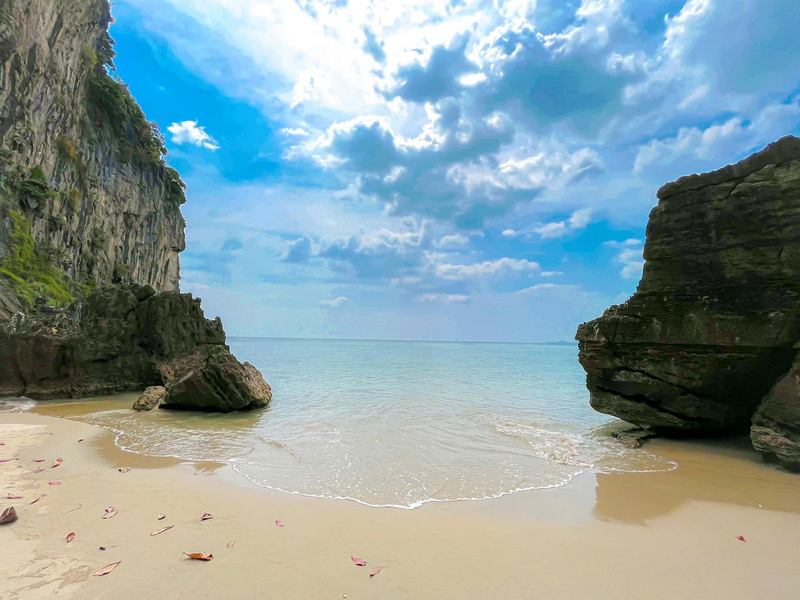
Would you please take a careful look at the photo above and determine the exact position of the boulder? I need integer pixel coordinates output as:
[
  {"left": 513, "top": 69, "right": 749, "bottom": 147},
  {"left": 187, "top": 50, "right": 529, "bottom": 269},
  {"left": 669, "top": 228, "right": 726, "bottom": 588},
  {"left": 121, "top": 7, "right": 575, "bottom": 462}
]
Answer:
[
  {"left": 576, "top": 136, "right": 800, "bottom": 451},
  {"left": 751, "top": 352, "right": 800, "bottom": 471},
  {"left": 133, "top": 386, "right": 166, "bottom": 412},
  {"left": 159, "top": 346, "right": 272, "bottom": 412}
]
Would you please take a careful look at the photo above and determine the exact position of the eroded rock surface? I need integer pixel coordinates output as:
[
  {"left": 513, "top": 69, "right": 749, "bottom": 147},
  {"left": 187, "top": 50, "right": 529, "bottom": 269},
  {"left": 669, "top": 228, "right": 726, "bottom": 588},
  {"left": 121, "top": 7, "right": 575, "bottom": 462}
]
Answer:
[
  {"left": 133, "top": 385, "right": 166, "bottom": 412},
  {"left": 576, "top": 137, "right": 800, "bottom": 462}
]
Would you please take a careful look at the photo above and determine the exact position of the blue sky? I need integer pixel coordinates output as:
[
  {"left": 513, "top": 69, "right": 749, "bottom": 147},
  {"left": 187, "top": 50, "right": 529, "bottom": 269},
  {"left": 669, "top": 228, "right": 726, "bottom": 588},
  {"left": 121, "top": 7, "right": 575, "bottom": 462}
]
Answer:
[{"left": 109, "top": 0, "right": 800, "bottom": 342}]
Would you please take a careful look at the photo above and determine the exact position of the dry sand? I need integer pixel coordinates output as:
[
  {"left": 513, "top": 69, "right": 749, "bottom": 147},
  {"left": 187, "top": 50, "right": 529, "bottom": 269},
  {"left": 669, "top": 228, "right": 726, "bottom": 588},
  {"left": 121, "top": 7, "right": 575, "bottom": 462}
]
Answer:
[{"left": 2, "top": 410, "right": 800, "bottom": 600}]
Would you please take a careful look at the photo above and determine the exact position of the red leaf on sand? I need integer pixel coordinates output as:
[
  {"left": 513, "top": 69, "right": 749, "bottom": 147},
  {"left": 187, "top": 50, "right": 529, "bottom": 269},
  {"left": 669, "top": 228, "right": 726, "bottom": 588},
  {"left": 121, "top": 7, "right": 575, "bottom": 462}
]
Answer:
[
  {"left": 93, "top": 561, "right": 121, "bottom": 576},
  {"left": 201, "top": 512, "right": 213, "bottom": 521},
  {"left": 157, "top": 513, "right": 166, "bottom": 520},
  {"left": 0, "top": 442, "right": 4, "bottom": 445},
  {"left": 183, "top": 552, "right": 214, "bottom": 561},
  {"left": 103, "top": 507, "right": 118, "bottom": 519},
  {"left": 370, "top": 566, "right": 381, "bottom": 577},
  {"left": 275, "top": 520, "right": 285, "bottom": 527},
  {"left": 351, "top": 556, "right": 367, "bottom": 566},
  {"left": 737, "top": 536, "right": 746, "bottom": 542},
  {"left": 6, "top": 494, "right": 22, "bottom": 499},
  {"left": 33, "top": 460, "right": 45, "bottom": 463},
  {"left": 48, "top": 481, "right": 61, "bottom": 485},
  {"left": 30, "top": 498, "right": 40, "bottom": 505},
  {"left": 52, "top": 458, "right": 63, "bottom": 468},
  {"left": 151, "top": 525, "right": 174, "bottom": 536},
  {"left": 67, "top": 532, "right": 75, "bottom": 543},
  {"left": 0, "top": 458, "right": 16, "bottom": 463}
]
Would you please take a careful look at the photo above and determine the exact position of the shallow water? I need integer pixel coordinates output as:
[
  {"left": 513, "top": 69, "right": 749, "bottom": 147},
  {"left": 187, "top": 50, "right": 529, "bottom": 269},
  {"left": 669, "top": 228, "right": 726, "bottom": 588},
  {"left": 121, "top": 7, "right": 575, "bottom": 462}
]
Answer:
[{"left": 27, "top": 338, "right": 675, "bottom": 508}]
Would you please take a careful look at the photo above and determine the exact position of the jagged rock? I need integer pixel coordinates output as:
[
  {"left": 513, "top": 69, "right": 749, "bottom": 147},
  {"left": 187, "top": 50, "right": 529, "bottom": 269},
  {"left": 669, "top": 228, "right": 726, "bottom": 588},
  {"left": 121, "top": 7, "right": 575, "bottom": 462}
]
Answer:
[
  {"left": 576, "top": 137, "right": 800, "bottom": 444},
  {"left": 611, "top": 426, "right": 656, "bottom": 449},
  {"left": 751, "top": 351, "right": 800, "bottom": 471},
  {"left": 159, "top": 346, "right": 272, "bottom": 412},
  {"left": 133, "top": 385, "right": 166, "bottom": 412}
]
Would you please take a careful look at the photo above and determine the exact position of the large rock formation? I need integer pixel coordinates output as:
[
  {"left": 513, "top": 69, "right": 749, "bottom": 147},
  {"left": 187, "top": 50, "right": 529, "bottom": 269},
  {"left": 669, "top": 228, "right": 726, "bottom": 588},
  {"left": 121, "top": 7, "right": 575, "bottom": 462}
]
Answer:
[
  {"left": 576, "top": 136, "right": 800, "bottom": 470},
  {"left": 0, "top": 1, "right": 271, "bottom": 412}
]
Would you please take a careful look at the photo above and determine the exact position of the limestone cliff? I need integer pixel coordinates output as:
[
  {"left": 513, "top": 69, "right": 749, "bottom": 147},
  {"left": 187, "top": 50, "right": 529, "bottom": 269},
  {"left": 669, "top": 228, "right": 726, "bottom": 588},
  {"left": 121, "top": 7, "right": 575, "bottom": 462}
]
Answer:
[
  {"left": 0, "top": 0, "right": 271, "bottom": 412},
  {"left": 576, "top": 136, "right": 800, "bottom": 470},
  {"left": 0, "top": 0, "right": 185, "bottom": 318}
]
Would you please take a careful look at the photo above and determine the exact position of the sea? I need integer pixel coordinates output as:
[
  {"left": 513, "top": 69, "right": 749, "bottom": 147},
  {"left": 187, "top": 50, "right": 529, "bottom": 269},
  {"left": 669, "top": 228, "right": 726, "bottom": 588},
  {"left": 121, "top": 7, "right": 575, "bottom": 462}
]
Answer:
[{"left": 5, "top": 338, "right": 676, "bottom": 509}]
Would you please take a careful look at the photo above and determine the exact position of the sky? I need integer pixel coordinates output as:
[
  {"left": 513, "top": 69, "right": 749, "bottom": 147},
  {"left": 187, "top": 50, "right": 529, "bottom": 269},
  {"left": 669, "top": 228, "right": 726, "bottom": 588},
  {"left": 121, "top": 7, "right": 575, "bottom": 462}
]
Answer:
[{"left": 108, "top": 0, "right": 800, "bottom": 342}]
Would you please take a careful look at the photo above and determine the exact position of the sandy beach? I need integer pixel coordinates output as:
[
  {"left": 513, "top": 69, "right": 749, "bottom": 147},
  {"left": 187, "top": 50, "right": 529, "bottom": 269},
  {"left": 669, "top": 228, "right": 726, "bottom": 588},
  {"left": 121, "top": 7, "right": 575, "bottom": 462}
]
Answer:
[{"left": 0, "top": 410, "right": 798, "bottom": 599}]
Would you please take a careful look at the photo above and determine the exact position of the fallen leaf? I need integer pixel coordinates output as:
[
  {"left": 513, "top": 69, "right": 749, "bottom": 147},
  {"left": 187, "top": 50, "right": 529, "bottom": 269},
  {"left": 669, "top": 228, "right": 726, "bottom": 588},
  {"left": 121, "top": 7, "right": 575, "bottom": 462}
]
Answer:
[
  {"left": 99, "top": 546, "right": 106, "bottom": 551},
  {"left": 226, "top": 541, "right": 236, "bottom": 549},
  {"left": 78, "top": 439, "right": 84, "bottom": 443},
  {"left": 33, "top": 459, "right": 45, "bottom": 463},
  {"left": 0, "top": 506, "right": 18, "bottom": 524},
  {"left": 118, "top": 467, "right": 131, "bottom": 473},
  {"left": 6, "top": 494, "right": 22, "bottom": 499},
  {"left": 0, "top": 442, "right": 4, "bottom": 445},
  {"left": 30, "top": 498, "right": 40, "bottom": 505},
  {"left": 102, "top": 507, "right": 118, "bottom": 519},
  {"left": 93, "top": 561, "right": 121, "bottom": 576},
  {"left": 151, "top": 525, "right": 174, "bottom": 536},
  {"left": 201, "top": 512, "right": 213, "bottom": 521},
  {"left": 67, "top": 532, "right": 75, "bottom": 543},
  {"left": 351, "top": 556, "right": 367, "bottom": 566},
  {"left": 183, "top": 552, "right": 214, "bottom": 561},
  {"left": 48, "top": 481, "right": 61, "bottom": 485},
  {"left": 370, "top": 566, "right": 381, "bottom": 577},
  {"left": 157, "top": 513, "right": 166, "bottom": 520},
  {"left": 738, "top": 536, "right": 746, "bottom": 542},
  {"left": 35, "top": 467, "right": 44, "bottom": 473},
  {"left": 0, "top": 458, "right": 16, "bottom": 463},
  {"left": 52, "top": 458, "right": 63, "bottom": 468},
  {"left": 275, "top": 520, "right": 285, "bottom": 527}
]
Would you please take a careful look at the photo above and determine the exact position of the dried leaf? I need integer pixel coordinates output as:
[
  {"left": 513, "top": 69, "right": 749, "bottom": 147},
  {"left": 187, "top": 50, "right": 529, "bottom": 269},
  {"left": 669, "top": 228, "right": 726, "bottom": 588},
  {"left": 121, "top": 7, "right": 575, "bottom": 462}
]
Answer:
[
  {"left": 737, "top": 536, "right": 746, "bottom": 542},
  {"left": 118, "top": 467, "right": 132, "bottom": 473},
  {"left": 0, "top": 506, "right": 18, "bottom": 525},
  {"left": 93, "top": 561, "right": 121, "bottom": 576},
  {"left": 35, "top": 467, "right": 44, "bottom": 473},
  {"left": 0, "top": 458, "right": 16, "bottom": 463},
  {"left": 151, "top": 525, "right": 174, "bottom": 536},
  {"left": 102, "top": 507, "right": 118, "bottom": 519},
  {"left": 157, "top": 513, "right": 166, "bottom": 520},
  {"left": 67, "top": 532, "right": 75, "bottom": 543},
  {"left": 30, "top": 498, "right": 40, "bottom": 505},
  {"left": 370, "top": 566, "right": 381, "bottom": 577},
  {"left": 351, "top": 556, "right": 367, "bottom": 566},
  {"left": 183, "top": 552, "right": 214, "bottom": 561},
  {"left": 52, "top": 458, "right": 63, "bottom": 468},
  {"left": 78, "top": 439, "right": 84, "bottom": 443},
  {"left": 99, "top": 546, "right": 106, "bottom": 551},
  {"left": 201, "top": 512, "right": 213, "bottom": 521},
  {"left": 48, "top": 481, "right": 61, "bottom": 485},
  {"left": 275, "top": 520, "right": 285, "bottom": 527},
  {"left": 33, "top": 459, "right": 45, "bottom": 463},
  {"left": 6, "top": 494, "right": 22, "bottom": 499}
]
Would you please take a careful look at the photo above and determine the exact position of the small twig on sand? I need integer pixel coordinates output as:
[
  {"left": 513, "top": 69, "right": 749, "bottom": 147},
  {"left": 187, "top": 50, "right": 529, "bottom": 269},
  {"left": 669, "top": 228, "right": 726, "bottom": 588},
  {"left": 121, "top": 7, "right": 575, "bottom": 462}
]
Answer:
[{"left": 62, "top": 503, "right": 82, "bottom": 515}]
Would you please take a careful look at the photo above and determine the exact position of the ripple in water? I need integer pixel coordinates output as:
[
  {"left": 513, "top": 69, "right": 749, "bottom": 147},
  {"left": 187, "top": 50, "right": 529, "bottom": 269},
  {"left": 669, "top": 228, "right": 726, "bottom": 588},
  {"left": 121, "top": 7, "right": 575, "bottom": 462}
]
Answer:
[{"left": 65, "top": 339, "right": 676, "bottom": 509}]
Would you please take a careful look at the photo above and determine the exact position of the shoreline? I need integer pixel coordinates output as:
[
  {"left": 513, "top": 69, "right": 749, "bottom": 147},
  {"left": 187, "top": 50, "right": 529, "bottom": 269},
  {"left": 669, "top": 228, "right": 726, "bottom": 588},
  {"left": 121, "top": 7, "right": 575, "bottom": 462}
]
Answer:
[{"left": 2, "top": 410, "right": 800, "bottom": 599}]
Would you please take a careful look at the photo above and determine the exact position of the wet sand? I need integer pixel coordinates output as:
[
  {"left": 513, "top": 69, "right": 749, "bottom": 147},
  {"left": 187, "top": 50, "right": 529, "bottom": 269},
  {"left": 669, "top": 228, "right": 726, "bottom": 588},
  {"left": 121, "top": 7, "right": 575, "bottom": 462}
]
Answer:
[{"left": 2, "top": 410, "right": 800, "bottom": 599}]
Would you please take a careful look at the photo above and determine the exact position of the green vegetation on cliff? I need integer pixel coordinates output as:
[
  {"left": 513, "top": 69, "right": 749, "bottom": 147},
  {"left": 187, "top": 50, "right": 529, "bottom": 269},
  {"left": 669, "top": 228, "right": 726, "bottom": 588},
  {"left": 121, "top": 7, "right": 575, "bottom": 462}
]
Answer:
[{"left": 0, "top": 210, "right": 74, "bottom": 307}]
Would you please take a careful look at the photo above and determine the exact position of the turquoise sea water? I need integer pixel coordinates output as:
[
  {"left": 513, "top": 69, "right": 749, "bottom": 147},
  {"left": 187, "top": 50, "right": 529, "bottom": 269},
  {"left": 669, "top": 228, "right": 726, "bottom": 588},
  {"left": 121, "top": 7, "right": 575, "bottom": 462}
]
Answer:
[{"left": 21, "top": 338, "right": 676, "bottom": 508}]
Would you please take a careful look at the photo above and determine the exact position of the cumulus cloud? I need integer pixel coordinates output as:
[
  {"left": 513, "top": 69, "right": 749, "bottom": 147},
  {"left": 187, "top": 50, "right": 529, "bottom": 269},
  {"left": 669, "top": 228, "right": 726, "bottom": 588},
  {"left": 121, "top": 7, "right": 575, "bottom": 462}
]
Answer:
[
  {"left": 167, "top": 120, "right": 220, "bottom": 150},
  {"left": 281, "top": 235, "right": 315, "bottom": 263},
  {"left": 532, "top": 208, "right": 593, "bottom": 239},
  {"left": 605, "top": 239, "right": 644, "bottom": 279},
  {"left": 434, "top": 258, "right": 539, "bottom": 280},
  {"left": 321, "top": 296, "right": 349, "bottom": 308}
]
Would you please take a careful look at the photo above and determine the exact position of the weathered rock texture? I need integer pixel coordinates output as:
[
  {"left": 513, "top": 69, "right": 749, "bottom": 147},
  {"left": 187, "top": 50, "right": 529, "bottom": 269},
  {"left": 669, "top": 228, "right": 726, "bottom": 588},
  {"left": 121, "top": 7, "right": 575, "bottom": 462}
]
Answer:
[
  {"left": 0, "top": 0, "right": 185, "bottom": 319},
  {"left": 576, "top": 136, "right": 800, "bottom": 468},
  {"left": 133, "top": 385, "right": 166, "bottom": 412},
  {"left": 0, "top": 1, "right": 271, "bottom": 412}
]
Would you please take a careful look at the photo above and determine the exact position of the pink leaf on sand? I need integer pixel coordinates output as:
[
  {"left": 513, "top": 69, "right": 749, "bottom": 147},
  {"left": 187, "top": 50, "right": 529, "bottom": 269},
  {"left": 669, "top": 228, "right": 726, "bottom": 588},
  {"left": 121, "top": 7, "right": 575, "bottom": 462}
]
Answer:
[
  {"left": 103, "top": 507, "right": 118, "bottom": 519},
  {"left": 33, "top": 460, "right": 45, "bottom": 463},
  {"left": 48, "top": 481, "right": 61, "bottom": 485},
  {"left": 67, "top": 532, "right": 75, "bottom": 543},
  {"left": 0, "top": 459, "right": 16, "bottom": 463},
  {"left": 0, "top": 442, "right": 4, "bottom": 445},
  {"left": 275, "top": 520, "right": 285, "bottom": 528},
  {"left": 737, "top": 536, "right": 746, "bottom": 542},
  {"left": 52, "top": 458, "right": 63, "bottom": 468},
  {"left": 201, "top": 512, "right": 213, "bottom": 521},
  {"left": 370, "top": 566, "right": 381, "bottom": 577},
  {"left": 30, "top": 498, "right": 40, "bottom": 505},
  {"left": 93, "top": 561, "right": 120, "bottom": 576},
  {"left": 351, "top": 556, "right": 367, "bottom": 566},
  {"left": 157, "top": 513, "right": 166, "bottom": 520},
  {"left": 35, "top": 467, "right": 44, "bottom": 473},
  {"left": 6, "top": 494, "right": 22, "bottom": 499}
]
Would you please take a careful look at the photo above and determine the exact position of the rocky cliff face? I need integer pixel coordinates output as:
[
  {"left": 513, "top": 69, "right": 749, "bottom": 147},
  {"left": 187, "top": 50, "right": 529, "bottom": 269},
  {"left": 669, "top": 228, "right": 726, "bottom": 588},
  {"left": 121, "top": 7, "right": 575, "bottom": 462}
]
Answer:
[
  {"left": 0, "top": 0, "right": 185, "bottom": 319},
  {"left": 0, "top": 1, "right": 271, "bottom": 412},
  {"left": 576, "top": 136, "right": 800, "bottom": 470}
]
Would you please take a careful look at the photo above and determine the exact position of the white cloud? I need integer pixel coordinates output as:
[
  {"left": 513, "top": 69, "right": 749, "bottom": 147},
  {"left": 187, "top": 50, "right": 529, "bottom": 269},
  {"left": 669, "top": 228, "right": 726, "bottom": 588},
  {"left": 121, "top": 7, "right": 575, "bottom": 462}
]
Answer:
[
  {"left": 414, "top": 293, "right": 470, "bottom": 303},
  {"left": 434, "top": 257, "right": 539, "bottom": 280},
  {"left": 534, "top": 208, "right": 593, "bottom": 239},
  {"left": 321, "top": 296, "right": 349, "bottom": 308},
  {"left": 167, "top": 120, "right": 220, "bottom": 150},
  {"left": 605, "top": 239, "right": 644, "bottom": 279}
]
